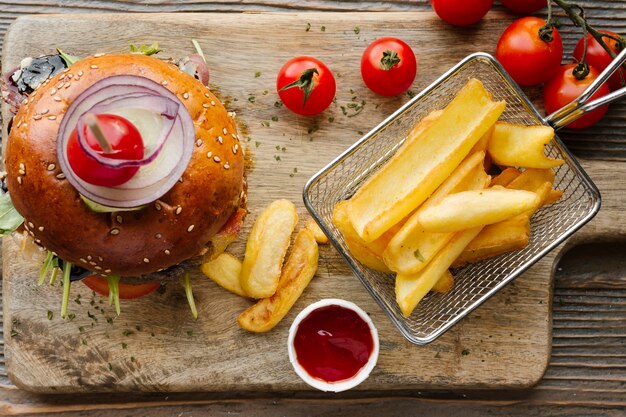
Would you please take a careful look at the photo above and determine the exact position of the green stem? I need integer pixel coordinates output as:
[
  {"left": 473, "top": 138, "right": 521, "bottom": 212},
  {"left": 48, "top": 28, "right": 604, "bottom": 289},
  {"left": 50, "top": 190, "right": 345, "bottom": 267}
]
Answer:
[
  {"left": 38, "top": 251, "right": 54, "bottom": 286},
  {"left": 182, "top": 272, "right": 198, "bottom": 320},
  {"left": 107, "top": 275, "right": 121, "bottom": 316},
  {"left": 61, "top": 262, "right": 72, "bottom": 319},
  {"left": 49, "top": 267, "right": 59, "bottom": 286}
]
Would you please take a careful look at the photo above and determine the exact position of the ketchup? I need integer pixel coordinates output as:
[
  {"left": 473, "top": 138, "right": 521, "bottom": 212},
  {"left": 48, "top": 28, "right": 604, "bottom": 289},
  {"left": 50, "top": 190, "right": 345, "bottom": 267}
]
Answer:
[
  {"left": 66, "top": 114, "right": 144, "bottom": 187},
  {"left": 293, "top": 304, "right": 374, "bottom": 383}
]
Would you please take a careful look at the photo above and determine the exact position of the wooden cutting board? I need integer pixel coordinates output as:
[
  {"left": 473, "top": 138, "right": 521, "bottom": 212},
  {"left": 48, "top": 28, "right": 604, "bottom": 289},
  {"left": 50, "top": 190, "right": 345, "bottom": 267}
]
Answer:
[{"left": 2, "top": 12, "right": 624, "bottom": 393}]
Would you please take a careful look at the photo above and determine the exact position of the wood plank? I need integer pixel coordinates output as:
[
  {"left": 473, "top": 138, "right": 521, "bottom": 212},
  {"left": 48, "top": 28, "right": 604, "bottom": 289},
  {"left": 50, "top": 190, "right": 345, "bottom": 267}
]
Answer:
[{"left": 0, "top": 11, "right": 563, "bottom": 393}]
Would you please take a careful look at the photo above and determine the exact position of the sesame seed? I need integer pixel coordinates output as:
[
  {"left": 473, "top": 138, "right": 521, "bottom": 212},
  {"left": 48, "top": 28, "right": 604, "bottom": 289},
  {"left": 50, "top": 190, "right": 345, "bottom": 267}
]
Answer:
[
  {"left": 143, "top": 258, "right": 150, "bottom": 263},
  {"left": 78, "top": 70, "right": 84, "bottom": 76},
  {"left": 196, "top": 139, "right": 203, "bottom": 147},
  {"left": 28, "top": 222, "right": 34, "bottom": 228},
  {"left": 16, "top": 120, "right": 22, "bottom": 128},
  {"left": 67, "top": 74, "right": 73, "bottom": 79},
  {"left": 110, "top": 228, "right": 120, "bottom": 235},
  {"left": 19, "top": 163, "right": 25, "bottom": 171},
  {"left": 183, "top": 92, "right": 189, "bottom": 99},
  {"left": 89, "top": 261, "right": 97, "bottom": 266},
  {"left": 231, "top": 133, "right": 237, "bottom": 139},
  {"left": 104, "top": 269, "right": 111, "bottom": 273},
  {"left": 224, "top": 163, "right": 230, "bottom": 170},
  {"left": 154, "top": 202, "right": 162, "bottom": 211},
  {"left": 116, "top": 215, "right": 123, "bottom": 224},
  {"left": 155, "top": 233, "right": 162, "bottom": 239},
  {"left": 232, "top": 145, "right": 238, "bottom": 155},
  {"left": 94, "top": 53, "right": 105, "bottom": 57},
  {"left": 202, "top": 103, "right": 209, "bottom": 109},
  {"left": 204, "top": 92, "right": 210, "bottom": 98},
  {"left": 217, "top": 136, "right": 223, "bottom": 144},
  {"left": 40, "top": 109, "right": 49, "bottom": 115},
  {"left": 50, "top": 88, "right": 57, "bottom": 95},
  {"left": 53, "top": 96, "right": 62, "bottom": 102},
  {"left": 17, "top": 177, "right": 22, "bottom": 185},
  {"left": 211, "top": 100, "right": 216, "bottom": 106},
  {"left": 59, "top": 74, "right": 66, "bottom": 80},
  {"left": 63, "top": 82, "right": 71, "bottom": 89},
  {"left": 28, "top": 230, "right": 34, "bottom": 236},
  {"left": 80, "top": 258, "right": 87, "bottom": 263},
  {"left": 206, "top": 151, "right": 213, "bottom": 159},
  {"left": 87, "top": 255, "right": 92, "bottom": 260},
  {"left": 47, "top": 163, "right": 55, "bottom": 171},
  {"left": 48, "top": 115, "right": 57, "bottom": 120},
  {"left": 161, "top": 80, "right": 168, "bottom": 86},
  {"left": 98, "top": 256, "right": 103, "bottom": 262},
  {"left": 164, "top": 249, "right": 171, "bottom": 255},
  {"left": 38, "top": 226, "right": 44, "bottom": 232},
  {"left": 187, "top": 225, "right": 195, "bottom": 232},
  {"left": 178, "top": 177, "right": 183, "bottom": 183},
  {"left": 56, "top": 82, "right": 64, "bottom": 89},
  {"left": 95, "top": 266, "right": 102, "bottom": 271},
  {"left": 18, "top": 169, "right": 25, "bottom": 175},
  {"left": 222, "top": 128, "right": 228, "bottom": 135},
  {"left": 34, "top": 238, "right": 41, "bottom": 244},
  {"left": 33, "top": 115, "right": 42, "bottom": 120},
  {"left": 175, "top": 206, "right": 182, "bottom": 215},
  {"left": 56, "top": 173, "right": 65, "bottom": 179},
  {"left": 213, "top": 156, "right": 221, "bottom": 163},
  {"left": 63, "top": 68, "right": 70, "bottom": 73},
  {"left": 22, "top": 123, "right": 28, "bottom": 128},
  {"left": 90, "top": 65, "right": 98, "bottom": 69}
]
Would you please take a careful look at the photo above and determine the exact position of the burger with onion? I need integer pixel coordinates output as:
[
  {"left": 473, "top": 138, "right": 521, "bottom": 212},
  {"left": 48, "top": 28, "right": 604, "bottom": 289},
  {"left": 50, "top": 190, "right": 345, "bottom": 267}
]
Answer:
[{"left": 1, "top": 44, "right": 246, "bottom": 316}]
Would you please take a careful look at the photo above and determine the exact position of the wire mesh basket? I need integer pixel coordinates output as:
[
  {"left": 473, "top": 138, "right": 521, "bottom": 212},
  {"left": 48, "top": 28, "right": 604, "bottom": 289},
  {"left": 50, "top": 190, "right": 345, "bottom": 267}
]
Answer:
[{"left": 303, "top": 53, "right": 601, "bottom": 345}]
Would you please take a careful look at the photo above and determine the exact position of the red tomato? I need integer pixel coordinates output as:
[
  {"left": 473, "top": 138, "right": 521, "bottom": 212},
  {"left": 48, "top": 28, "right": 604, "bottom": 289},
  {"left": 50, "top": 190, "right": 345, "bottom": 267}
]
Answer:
[
  {"left": 82, "top": 276, "right": 160, "bottom": 300},
  {"left": 543, "top": 64, "right": 610, "bottom": 129},
  {"left": 361, "top": 38, "right": 417, "bottom": 97},
  {"left": 67, "top": 113, "right": 144, "bottom": 187},
  {"left": 276, "top": 56, "right": 336, "bottom": 116},
  {"left": 501, "top": 0, "right": 546, "bottom": 15},
  {"left": 496, "top": 17, "right": 563, "bottom": 86},
  {"left": 573, "top": 30, "right": 625, "bottom": 91},
  {"left": 430, "top": 0, "right": 493, "bottom": 26}
]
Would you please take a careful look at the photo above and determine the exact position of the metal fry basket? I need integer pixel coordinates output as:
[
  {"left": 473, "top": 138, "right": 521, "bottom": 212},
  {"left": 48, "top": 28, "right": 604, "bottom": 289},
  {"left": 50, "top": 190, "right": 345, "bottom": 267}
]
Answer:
[{"left": 303, "top": 53, "right": 601, "bottom": 345}]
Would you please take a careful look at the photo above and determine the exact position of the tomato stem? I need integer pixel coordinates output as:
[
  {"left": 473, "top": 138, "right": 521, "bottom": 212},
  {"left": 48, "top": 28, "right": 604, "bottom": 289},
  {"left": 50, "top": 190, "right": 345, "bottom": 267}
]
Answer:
[
  {"left": 279, "top": 67, "right": 318, "bottom": 108},
  {"left": 380, "top": 50, "right": 401, "bottom": 71},
  {"left": 84, "top": 113, "right": 114, "bottom": 154}
]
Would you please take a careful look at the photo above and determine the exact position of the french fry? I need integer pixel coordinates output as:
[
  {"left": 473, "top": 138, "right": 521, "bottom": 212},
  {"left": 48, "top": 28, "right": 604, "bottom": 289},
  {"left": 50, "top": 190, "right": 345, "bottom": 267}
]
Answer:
[
  {"left": 470, "top": 125, "right": 495, "bottom": 153},
  {"left": 417, "top": 187, "right": 540, "bottom": 233},
  {"left": 238, "top": 229, "right": 319, "bottom": 332},
  {"left": 544, "top": 189, "right": 563, "bottom": 205},
  {"left": 240, "top": 199, "right": 298, "bottom": 298},
  {"left": 488, "top": 122, "right": 564, "bottom": 169},
  {"left": 432, "top": 270, "right": 454, "bottom": 293},
  {"left": 333, "top": 201, "right": 394, "bottom": 273},
  {"left": 452, "top": 214, "right": 530, "bottom": 267},
  {"left": 490, "top": 167, "right": 521, "bottom": 187},
  {"left": 304, "top": 218, "right": 329, "bottom": 244},
  {"left": 346, "top": 79, "right": 506, "bottom": 242},
  {"left": 383, "top": 151, "right": 489, "bottom": 275},
  {"left": 201, "top": 253, "right": 247, "bottom": 297},
  {"left": 507, "top": 168, "right": 555, "bottom": 192},
  {"left": 396, "top": 227, "right": 482, "bottom": 317}
]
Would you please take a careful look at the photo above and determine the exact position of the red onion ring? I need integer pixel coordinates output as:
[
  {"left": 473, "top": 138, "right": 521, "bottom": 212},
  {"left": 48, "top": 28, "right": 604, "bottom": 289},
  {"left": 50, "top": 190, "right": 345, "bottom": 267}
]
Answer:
[
  {"left": 179, "top": 54, "right": 209, "bottom": 86},
  {"left": 1, "top": 68, "right": 25, "bottom": 115},
  {"left": 57, "top": 75, "right": 195, "bottom": 208}
]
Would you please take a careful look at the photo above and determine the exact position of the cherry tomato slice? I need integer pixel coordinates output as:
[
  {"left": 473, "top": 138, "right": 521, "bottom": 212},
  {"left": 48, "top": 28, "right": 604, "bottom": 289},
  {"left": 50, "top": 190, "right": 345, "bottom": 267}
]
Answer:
[
  {"left": 543, "top": 64, "right": 610, "bottom": 130},
  {"left": 496, "top": 17, "right": 563, "bottom": 86},
  {"left": 361, "top": 37, "right": 417, "bottom": 97},
  {"left": 82, "top": 276, "right": 160, "bottom": 300},
  {"left": 430, "top": 0, "right": 493, "bottom": 26},
  {"left": 276, "top": 56, "right": 336, "bottom": 116},
  {"left": 67, "top": 113, "right": 144, "bottom": 187},
  {"left": 573, "top": 30, "right": 626, "bottom": 91}
]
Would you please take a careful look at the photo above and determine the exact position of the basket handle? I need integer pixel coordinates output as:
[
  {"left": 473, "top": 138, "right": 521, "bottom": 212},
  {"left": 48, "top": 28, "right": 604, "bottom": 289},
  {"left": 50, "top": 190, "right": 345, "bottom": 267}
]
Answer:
[{"left": 545, "top": 46, "right": 626, "bottom": 130}]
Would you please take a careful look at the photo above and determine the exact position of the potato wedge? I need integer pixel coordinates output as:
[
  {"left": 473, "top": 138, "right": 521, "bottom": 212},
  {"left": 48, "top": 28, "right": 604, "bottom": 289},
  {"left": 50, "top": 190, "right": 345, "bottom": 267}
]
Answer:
[
  {"left": 452, "top": 214, "right": 530, "bottom": 267},
  {"left": 488, "top": 122, "right": 564, "bottom": 169},
  {"left": 238, "top": 229, "right": 319, "bottom": 332},
  {"left": 201, "top": 253, "right": 247, "bottom": 297},
  {"left": 544, "top": 189, "right": 564, "bottom": 205},
  {"left": 240, "top": 199, "right": 298, "bottom": 298},
  {"left": 490, "top": 167, "right": 521, "bottom": 187},
  {"left": 304, "top": 218, "right": 329, "bottom": 244},
  {"left": 417, "top": 187, "right": 540, "bottom": 233},
  {"left": 432, "top": 270, "right": 454, "bottom": 293},
  {"left": 346, "top": 79, "right": 506, "bottom": 242},
  {"left": 333, "top": 201, "right": 395, "bottom": 273},
  {"left": 396, "top": 227, "right": 482, "bottom": 317},
  {"left": 383, "top": 151, "right": 489, "bottom": 275}
]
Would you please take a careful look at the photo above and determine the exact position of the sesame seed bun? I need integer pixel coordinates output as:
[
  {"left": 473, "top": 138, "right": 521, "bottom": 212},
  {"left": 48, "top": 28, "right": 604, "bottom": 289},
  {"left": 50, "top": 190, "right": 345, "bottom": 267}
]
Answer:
[{"left": 5, "top": 54, "right": 245, "bottom": 277}]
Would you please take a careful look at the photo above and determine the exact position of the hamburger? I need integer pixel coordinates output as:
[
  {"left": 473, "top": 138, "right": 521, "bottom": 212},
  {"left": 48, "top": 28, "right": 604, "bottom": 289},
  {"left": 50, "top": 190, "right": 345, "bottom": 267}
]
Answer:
[{"left": 2, "top": 47, "right": 246, "bottom": 314}]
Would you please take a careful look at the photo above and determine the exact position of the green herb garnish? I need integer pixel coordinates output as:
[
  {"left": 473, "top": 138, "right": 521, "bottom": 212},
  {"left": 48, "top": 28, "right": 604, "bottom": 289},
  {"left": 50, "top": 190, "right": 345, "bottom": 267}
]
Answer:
[
  {"left": 107, "top": 275, "right": 121, "bottom": 316},
  {"left": 354, "top": 26, "right": 361, "bottom": 34},
  {"left": 413, "top": 249, "right": 425, "bottom": 262},
  {"left": 191, "top": 39, "right": 207, "bottom": 64},
  {"left": 56, "top": 49, "right": 81, "bottom": 66},
  {"left": 0, "top": 192, "right": 24, "bottom": 236},
  {"left": 255, "top": 71, "right": 261, "bottom": 78},
  {"left": 39, "top": 251, "right": 54, "bottom": 286},
  {"left": 129, "top": 42, "right": 161, "bottom": 56},
  {"left": 123, "top": 330, "right": 134, "bottom": 337},
  {"left": 60, "top": 261, "right": 72, "bottom": 319},
  {"left": 182, "top": 271, "right": 198, "bottom": 320}
]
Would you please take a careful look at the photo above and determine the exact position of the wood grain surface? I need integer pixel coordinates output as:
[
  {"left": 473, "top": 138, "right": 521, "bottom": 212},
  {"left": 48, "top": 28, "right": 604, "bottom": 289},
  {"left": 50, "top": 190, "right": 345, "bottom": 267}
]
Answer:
[
  {"left": 0, "top": 1, "right": 624, "bottom": 416},
  {"left": 2, "top": 11, "right": 559, "bottom": 393}
]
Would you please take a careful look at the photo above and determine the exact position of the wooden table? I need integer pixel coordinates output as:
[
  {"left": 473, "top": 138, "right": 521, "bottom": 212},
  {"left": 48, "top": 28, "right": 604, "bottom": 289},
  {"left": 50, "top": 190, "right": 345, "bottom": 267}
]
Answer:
[{"left": 0, "top": 1, "right": 625, "bottom": 415}]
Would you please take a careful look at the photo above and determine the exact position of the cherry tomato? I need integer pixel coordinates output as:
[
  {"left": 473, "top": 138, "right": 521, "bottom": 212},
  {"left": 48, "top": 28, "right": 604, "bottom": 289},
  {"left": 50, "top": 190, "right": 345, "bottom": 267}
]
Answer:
[
  {"left": 361, "top": 38, "right": 417, "bottom": 97},
  {"left": 430, "top": 0, "right": 493, "bottom": 26},
  {"left": 573, "top": 30, "right": 625, "bottom": 91},
  {"left": 543, "top": 64, "right": 610, "bottom": 129},
  {"left": 67, "top": 113, "right": 144, "bottom": 187},
  {"left": 501, "top": 0, "right": 546, "bottom": 15},
  {"left": 82, "top": 276, "right": 160, "bottom": 300},
  {"left": 276, "top": 56, "right": 336, "bottom": 116},
  {"left": 496, "top": 17, "right": 563, "bottom": 86}
]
